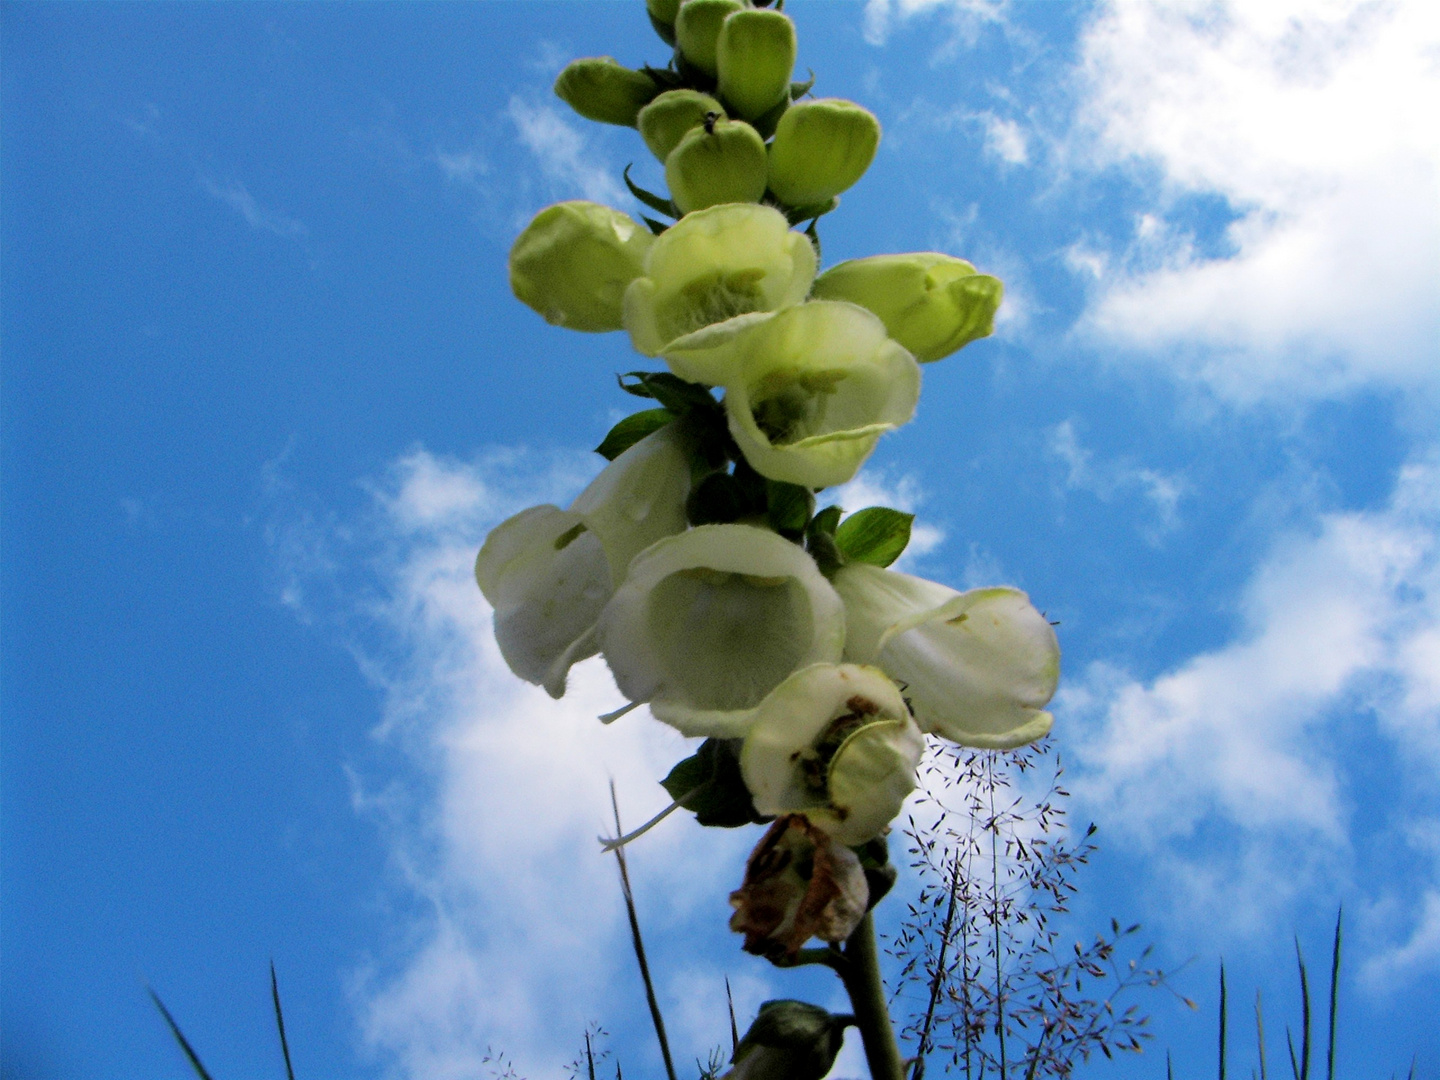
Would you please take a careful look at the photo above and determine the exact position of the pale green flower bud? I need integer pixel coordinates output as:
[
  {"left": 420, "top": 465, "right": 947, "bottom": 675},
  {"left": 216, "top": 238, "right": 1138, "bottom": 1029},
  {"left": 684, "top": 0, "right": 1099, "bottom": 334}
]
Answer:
[
  {"left": 722, "top": 301, "right": 921, "bottom": 488},
  {"left": 767, "top": 98, "right": 881, "bottom": 207},
  {"left": 623, "top": 203, "right": 816, "bottom": 358},
  {"left": 833, "top": 563, "right": 1060, "bottom": 748},
  {"left": 741, "top": 664, "right": 923, "bottom": 845},
  {"left": 638, "top": 89, "right": 725, "bottom": 163},
  {"left": 647, "top": 0, "right": 683, "bottom": 26},
  {"left": 553, "top": 57, "right": 659, "bottom": 128},
  {"left": 475, "top": 426, "right": 691, "bottom": 697},
  {"left": 812, "top": 253, "right": 1003, "bottom": 362},
  {"left": 509, "top": 202, "right": 653, "bottom": 333},
  {"left": 675, "top": 0, "right": 744, "bottom": 78},
  {"left": 717, "top": 9, "right": 797, "bottom": 121},
  {"left": 596, "top": 523, "right": 846, "bottom": 736},
  {"left": 729, "top": 816, "right": 868, "bottom": 959},
  {"left": 666, "top": 118, "right": 769, "bottom": 215}
]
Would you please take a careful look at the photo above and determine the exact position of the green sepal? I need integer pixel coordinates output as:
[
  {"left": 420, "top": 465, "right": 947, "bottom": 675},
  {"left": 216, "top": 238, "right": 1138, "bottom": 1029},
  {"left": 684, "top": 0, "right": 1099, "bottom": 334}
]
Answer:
[
  {"left": 766, "top": 480, "right": 814, "bottom": 537},
  {"left": 618, "top": 370, "right": 720, "bottom": 414},
  {"left": 647, "top": 15, "right": 678, "bottom": 47},
  {"left": 851, "top": 835, "right": 896, "bottom": 910},
  {"left": 750, "top": 93, "right": 789, "bottom": 141},
  {"left": 595, "top": 409, "right": 673, "bottom": 461},
  {"left": 804, "top": 217, "right": 821, "bottom": 262},
  {"left": 623, "top": 164, "right": 680, "bottom": 220},
  {"left": 686, "top": 471, "right": 751, "bottom": 526},
  {"left": 642, "top": 215, "right": 671, "bottom": 236},
  {"left": 789, "top": 71, "right": 816, "bottom": 100},
  {"left": 640, "top": 65, "right": 684, "bottom": 91},
  {"left": 804, "top": 505, "right": 845, "bottom": 575},
  {"left": 784, "top": 196, "right": 839, "bottom": 226},
  {"left": 833, "top": 506, "right": 913, "bottom": 567},
  {"left": 661, "top": 738, "right": 768, "bottom": 828}
]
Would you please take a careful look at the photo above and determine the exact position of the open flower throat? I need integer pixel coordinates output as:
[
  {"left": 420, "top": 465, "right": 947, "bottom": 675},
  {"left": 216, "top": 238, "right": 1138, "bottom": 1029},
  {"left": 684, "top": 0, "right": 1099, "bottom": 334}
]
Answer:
[{"left": 479, "top": 1, "right": 1060, "bottom": 1043}]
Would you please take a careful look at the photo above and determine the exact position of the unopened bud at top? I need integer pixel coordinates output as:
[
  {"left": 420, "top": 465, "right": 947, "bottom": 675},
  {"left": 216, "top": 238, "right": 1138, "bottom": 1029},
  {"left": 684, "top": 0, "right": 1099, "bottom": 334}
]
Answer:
[
  {"left": 717, "top": 9, "right": 796, "bottom": 121},
  {"left": 666, "top": 118, "right": 768, "bottom": 215},
  {"left": 675, "top": 0, "right": 745, "bottom": 77},
  {"left": 553, "top": 57, "right": 659, "bottom": 127},
  {"left": 638, "top": 89, "right": 726, "bottom": 163},
  {"left": 766, "top": 98, "right": 881, "bottom": 208},
  {"left": 509, "top": 202, "right": 652, "bottom": 332},
  {"left": 812, "top": 253, "right": 1003, "bottom": 362}
]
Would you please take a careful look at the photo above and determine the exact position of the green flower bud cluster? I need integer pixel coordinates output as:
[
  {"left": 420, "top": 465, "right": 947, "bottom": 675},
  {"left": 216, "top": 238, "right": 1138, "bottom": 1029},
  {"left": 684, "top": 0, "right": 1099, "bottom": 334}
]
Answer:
[{"left": 482, "top": 1, "right": 1056, "bottom": 1003}]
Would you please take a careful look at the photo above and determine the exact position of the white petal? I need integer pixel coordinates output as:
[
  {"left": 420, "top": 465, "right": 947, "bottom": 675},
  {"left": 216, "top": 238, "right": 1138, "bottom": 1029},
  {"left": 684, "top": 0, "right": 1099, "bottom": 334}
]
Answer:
[
  {"left": 597, "top": 524, "right": 846, "bottom": 726},
  {"left": 475, "top": 505, "right": 609, "bottom": 696},
  {"left": 834, "top": 563, "right": 1060, "bottom": 749},
  {"left": 571, "top": 422, "right": 692, "bottom": 580},
  {"left": 661, "top": 310, "right": 775, "bottom": 385}
]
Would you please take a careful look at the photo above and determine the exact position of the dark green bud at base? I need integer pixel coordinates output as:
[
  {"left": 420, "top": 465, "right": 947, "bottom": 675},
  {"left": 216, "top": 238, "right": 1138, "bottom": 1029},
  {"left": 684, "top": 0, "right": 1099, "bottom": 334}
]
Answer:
[
  {"left": 666, "top": 118, "right": 768, "bottom": 215},
  {"left": 554, "top": 57, "right": 659, "bottom": 127},
  {"left": 676, "top": 0, "right": 744, "bottom": 78},
  {"left": 647, "top": 0, "right": 683, "bottom": 25},
  {"left": 727, "top": 1001, "right": 851, "bottom": 1080},
  {"left": 639, "top": 89, "right": 726, "bottom": 163},
  {"left": 717, "top": 9, "right": 797, "bottom": 121},
  {"left": 767, "top": 98, "right": 882, "bottom": 207}
]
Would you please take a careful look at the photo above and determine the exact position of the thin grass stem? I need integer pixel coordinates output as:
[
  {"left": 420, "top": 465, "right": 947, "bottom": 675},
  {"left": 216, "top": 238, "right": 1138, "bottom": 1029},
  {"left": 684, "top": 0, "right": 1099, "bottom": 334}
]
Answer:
[
  {"left": 147, "top": 987, "right": 217, "bottom": 1080},
  {"left": 1296, "top": 939, "right": 1311, "bottom": 1080},
  {"left": 725, "top": 977, "right": 739, "bottom": 1056},
  {"left": 1256, "top": 990, "right": 1267, "bottom": 1080},
  {"left": 1326, "top": 908, "right": 1342, "bottom": 1080},
  {"left": 1220, "top": 963, "right": 1228, "bottom": 1080},
  {"left": 609, "top": 782, "right": 678, "bottom": 1080},
  {"left": 270, "top": 962, "right": 296, "bottom": 1080}
]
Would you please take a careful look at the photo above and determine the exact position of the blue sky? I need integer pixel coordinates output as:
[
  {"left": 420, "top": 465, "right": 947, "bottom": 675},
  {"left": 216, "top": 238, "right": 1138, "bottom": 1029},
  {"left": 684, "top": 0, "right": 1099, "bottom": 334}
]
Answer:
[{"left": 3, "top": 2, "right": 1438, "bottom": 1078}]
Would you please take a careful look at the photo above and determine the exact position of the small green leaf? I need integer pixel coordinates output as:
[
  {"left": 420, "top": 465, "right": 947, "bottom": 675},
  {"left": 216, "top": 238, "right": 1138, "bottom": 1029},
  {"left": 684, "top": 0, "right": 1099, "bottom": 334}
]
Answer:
[
  {"left": 642, "top": 214, "right": 670, "bottom": 236},
  {"left": 833, "top": 506, "right": 914, "bottom": 567},
  {"left": 808, "top": 505, "right": 842, "bottom": 538},
  {"left": 766, "top": 480, "right": 814, "bottom": 536},
  {"left": 784, "top": 196, "right": 838, "bottom": 226},
  {"left": 661, "top": 739, "right": 768, "bottom": 828},
  {"left": 595, "top": 409, "right": 673, "bottom": 460},
  {"left": 623, "top": 163, "right": 681, "bottom": 219},
  {"left": 790, "top": 70, "right": 816, "bottom": 99},
  {"left": 619, "top": 370, "right": 720, "bottom": 415}
]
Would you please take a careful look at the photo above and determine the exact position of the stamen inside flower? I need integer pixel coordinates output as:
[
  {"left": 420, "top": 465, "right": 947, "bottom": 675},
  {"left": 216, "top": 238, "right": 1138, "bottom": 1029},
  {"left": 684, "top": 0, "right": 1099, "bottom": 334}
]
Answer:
[
  {"left": 749, "top": 368, "right": 847, "bottom": 445},
  {"left": 794, "top": 695, "right": 883, "bottom": 797},
  {"left": 659, "top": 268, "right": 768, "bottom": 340}
]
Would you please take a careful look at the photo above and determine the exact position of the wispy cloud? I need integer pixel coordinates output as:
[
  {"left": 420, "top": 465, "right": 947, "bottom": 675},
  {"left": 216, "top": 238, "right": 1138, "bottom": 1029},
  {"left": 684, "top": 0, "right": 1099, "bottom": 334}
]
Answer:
[
  {"left": 507, "top": 96, "right": 627, "bottom": 209},
  {"left": 862, "top": 0, "right": 1009, "bottom": 50},
  {"left": 1065, "top": 452, "right": 1440, "bottom": 955},
  {"left": 834, "top": 467, "right": 946, "bottom": 571},
  {"left": 200, "top": 175, "right": 307, "bottom": 239},
  {"left": 1067, "top": 1, "right": 1440, "bottom": 403},
  {"left": 271, "top": 448, "right": 785, "bottom": 1078},
  {"left": 1048, "top": 419, "right": 1185, "bottom": 539}
]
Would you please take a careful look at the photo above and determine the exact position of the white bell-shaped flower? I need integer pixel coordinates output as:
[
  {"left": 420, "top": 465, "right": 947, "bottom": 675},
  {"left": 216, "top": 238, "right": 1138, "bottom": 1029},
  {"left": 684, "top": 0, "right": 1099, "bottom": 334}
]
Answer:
[
  {"left": 723, "top": 301, "right": 921, "bottom": 488},
  {"left": 475, "top": 425, "right": 692, "bottom": 698},
  {"left": 622, "top": 203, "right": 815, "bottom": 362},
  {"left": 740, "top": 663, "right": 923, "bottom": 845},
  {"left": 596, "top": 524, "right": 846, "bottom": 736},
  {"left": 832, "top": 563, "right": 1060, "bottom": 749}
]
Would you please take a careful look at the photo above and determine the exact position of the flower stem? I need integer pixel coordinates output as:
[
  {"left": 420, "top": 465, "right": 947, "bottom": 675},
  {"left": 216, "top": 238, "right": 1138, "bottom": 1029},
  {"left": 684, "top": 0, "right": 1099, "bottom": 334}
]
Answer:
[{"left": 840, "top": 912, "right": 906, "bottom": 1080}]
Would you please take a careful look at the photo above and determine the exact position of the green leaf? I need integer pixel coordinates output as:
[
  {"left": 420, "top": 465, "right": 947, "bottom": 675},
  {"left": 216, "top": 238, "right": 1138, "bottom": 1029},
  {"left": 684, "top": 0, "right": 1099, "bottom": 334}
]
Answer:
[
  {"left": 790, "top": 69, "right": 816, "bottom": 100},
  {"left": 807, "top": 504, "right": 842, "bottom": 539},
  {"left": 624, "top": 163, "right": 681, "bottom": 219},
  {"left": 833, "top": 506, "right": 914, "bottom": 567},
  {"left": 766, "top": 480, "right": 814, "bottom": 536},
  {"left": 595, "top": 409, "right": 674, "bottom": 460},
  {"left": 784, "top": 196, "right": 838, "bottom": 226},
  {"left": 642, "top": 214, "right": 671, "bottom": 236},
  {"left": 661, "top": 739, "right": 767, "bottom": 828},
  {"left": 618, "top": 370, "right": 721, "bottom": 415}
]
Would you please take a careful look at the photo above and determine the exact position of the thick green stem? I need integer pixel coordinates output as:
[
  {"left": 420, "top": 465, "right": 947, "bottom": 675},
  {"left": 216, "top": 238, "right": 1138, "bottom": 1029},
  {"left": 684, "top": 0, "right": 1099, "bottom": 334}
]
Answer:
[{"left": 840, "top": 912, "right": 906, "bottom": 1080}]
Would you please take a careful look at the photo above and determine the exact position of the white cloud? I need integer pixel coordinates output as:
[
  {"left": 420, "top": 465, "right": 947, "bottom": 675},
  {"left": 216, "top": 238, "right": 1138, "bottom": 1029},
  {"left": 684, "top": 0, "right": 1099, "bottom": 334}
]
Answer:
[
  {"left": 979, "top": 112, "right": 1028, "bottom": 166},
  {"left": 862, "top": 0, "right": 1007, "bottom": 49},
  {"left": 1065, "top": 452, "right": 1440, "bottom": 946},
  {"left": 432, "top": 149, "right": 490, "bottom": 189},
  {"left": 1048, "top": 419, "right": 1185, "bottom": 538},
  {"left": 201, "top": 175, "right": 307, "bottom": 239},
  {"left": 1069, "top": 1, "right": 1440, "bottom": 403},
  {"left": 274, "top": 450, "right": 777, "bottom": 1078},
  {"left": 507, "top": 97, "right": 627, "bottom": 208}
]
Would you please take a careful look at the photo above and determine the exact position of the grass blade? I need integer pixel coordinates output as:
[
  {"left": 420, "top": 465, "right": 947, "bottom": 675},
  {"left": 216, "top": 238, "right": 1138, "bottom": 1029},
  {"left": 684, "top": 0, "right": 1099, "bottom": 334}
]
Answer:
[
  {"left": 271, "top": 962, "right": 296, "bottom": 1080},
  {"left": 1326, "top": 909, "right": 1342, "bottom": 1080},
  {"left": 725, "top": 977, "right": 739, "bottom": 1056},
  {"left": 1168, "top": 1049, "right": 1174, "bottom": 1080},
  {"left": 586, "top": 1031, "right": 597, "bottom": 1080},
  {"left": 147, "top": 987, "right": 217, "bottom": 1080},
  {"left": 610, "top": 782, "right": 678, "bottom": 1080},
  {"left": 1256, "top": 990, "right": 1267, "bottom": 1080},
  {"left": 1220, "top": 963, "right": 1228, "bottom": 1080},
  {"left": 1296, "top": 939, "right": 1311, "bottom": 1080}
]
